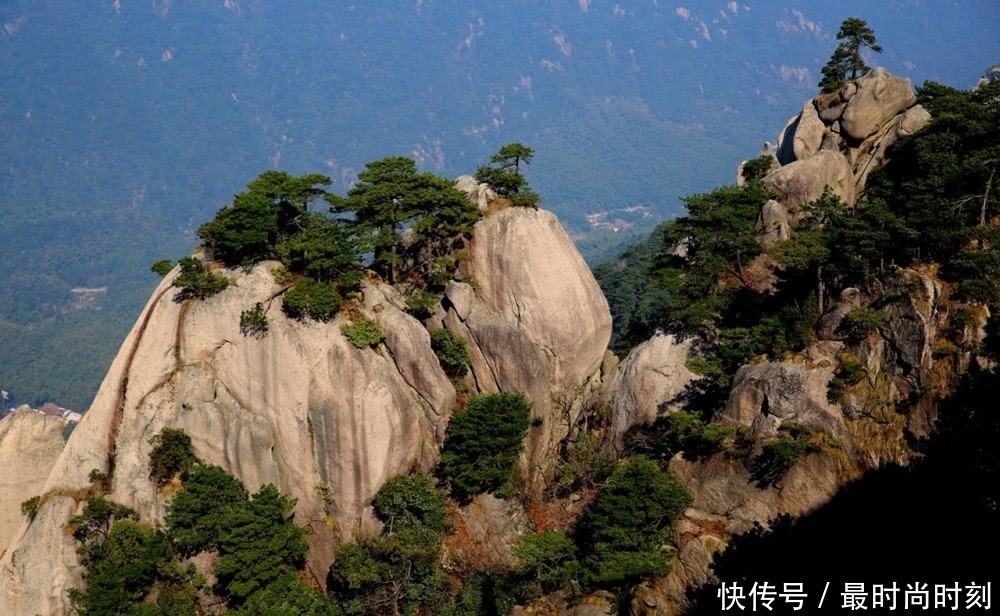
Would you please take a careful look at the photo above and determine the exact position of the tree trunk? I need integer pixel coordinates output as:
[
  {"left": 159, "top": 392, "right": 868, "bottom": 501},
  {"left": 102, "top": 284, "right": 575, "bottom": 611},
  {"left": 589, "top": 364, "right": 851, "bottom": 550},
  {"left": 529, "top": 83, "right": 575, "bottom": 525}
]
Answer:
[{"left": 817, "top": 265, "right": 825, "bottom": 314}]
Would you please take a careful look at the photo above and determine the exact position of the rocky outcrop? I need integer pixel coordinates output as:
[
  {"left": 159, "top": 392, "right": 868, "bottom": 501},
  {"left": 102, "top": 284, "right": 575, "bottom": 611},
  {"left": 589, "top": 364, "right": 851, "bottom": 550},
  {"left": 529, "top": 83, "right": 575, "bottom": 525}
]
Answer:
[
  {"left": 606, "top": 334, "right": 696, "bottom": 450},
  {"left": 438, "top": 206, "right": 612, "bottom": 489},
  {"left": 757, "top": 199, "right": 791, "bottom": 247},
  {"left": 851, "top": 104, "right": 931, "bottom": 195},
  {"left": 0, "top": 263, "right": 456, "bottom": 612},
  {"left": 455, "top": 175, "right": 498, "bottom": 211},
  {"left": 719, "top": 352, "right": 845, "bottom": 440},
  {"left": 0, "top": 197, "right": 607, "bottom": 614},
  {"left": 763, "top": 150, "right": 854, "bottom": 224},
  {"left": 839, "top": 68, "right": 918, "bottom": 142},
  {"left": 0, "top": 408, "right": 68, "bottom": 556},
  {"left": 791, "top": 100, "right": 825, "bottom": 161},
  {"left": 761, "top": 68, "right": 929, "bottom": 235}
]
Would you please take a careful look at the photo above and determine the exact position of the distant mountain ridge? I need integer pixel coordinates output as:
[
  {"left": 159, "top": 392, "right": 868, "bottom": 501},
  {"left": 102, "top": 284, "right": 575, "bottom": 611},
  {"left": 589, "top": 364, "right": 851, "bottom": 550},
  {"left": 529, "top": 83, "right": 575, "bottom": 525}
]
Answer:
[{"left": 1, "top": 0, "right": 998, "bottom": 408}]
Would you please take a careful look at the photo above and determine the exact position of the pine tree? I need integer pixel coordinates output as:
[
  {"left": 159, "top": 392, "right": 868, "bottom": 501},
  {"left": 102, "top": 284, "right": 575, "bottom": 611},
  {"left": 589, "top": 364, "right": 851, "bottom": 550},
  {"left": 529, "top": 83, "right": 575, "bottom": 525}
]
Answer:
[{"left": 819, "top": 18, "right": 882, "bottom": 91}]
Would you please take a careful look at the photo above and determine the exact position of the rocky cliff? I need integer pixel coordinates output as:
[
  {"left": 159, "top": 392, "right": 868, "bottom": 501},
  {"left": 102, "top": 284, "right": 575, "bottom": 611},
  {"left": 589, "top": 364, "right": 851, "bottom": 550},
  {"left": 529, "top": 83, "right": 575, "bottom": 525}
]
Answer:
[
  {"left": 0, "top": 408, "right": 68, "bottom": 557},
  {"left": 0, "top": 200, "right": 611, "bottom": 615},
  {"left": 434, "top": 206, "right": 613, "bottom": 489},
  {"left": 608, "top": 69, "right": 989, "bottom": 616}
]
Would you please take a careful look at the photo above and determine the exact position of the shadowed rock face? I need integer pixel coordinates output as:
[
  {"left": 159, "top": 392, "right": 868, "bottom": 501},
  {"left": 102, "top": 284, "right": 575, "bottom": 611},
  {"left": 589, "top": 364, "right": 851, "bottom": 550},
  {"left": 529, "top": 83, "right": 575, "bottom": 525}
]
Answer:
[
  {"left": 0, "top": 409, "right": 68, "bottom": 555},
  {"left": 440, "top": 207, "right": 613, "bottom": 489},
  {"left": 720, "top": 355, "right": 846, "bottom": 439}
]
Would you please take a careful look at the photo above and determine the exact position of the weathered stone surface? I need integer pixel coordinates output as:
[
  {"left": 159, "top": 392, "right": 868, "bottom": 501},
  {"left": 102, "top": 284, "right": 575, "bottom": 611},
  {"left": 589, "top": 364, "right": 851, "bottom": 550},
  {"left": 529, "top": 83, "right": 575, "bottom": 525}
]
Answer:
[
  {"left": 820, "top": 128, "right": 845, "bottom": 152},
  {"left": 455, "top": 175, "right": 498, "bottom": 211},
  {"left": 0, "top": 497, "right": 80, "bottom": 616},
  {"left": 444, "top": 207, "right": 612, "bottom": 488},
  {"left": 881, "top": 268, "right": 942, "bottom": 373},
  {"left": 818, "top": 288, "right": 863, "bottom": 340},
  {"left": 606, "top": 334, "right": 697, "bottom": 450},
  {"left": 445, "top": 494, "right": 530, "bottom": 570},
  {"left": 0, "top": 262, "right": 456, "bottom": 612},
  {"left": 718, "top": 359, "right": 845, "bottom": 439},
  {"left": 818, "top": 100, "right": 847, "bottom": 123},
  {"left": 763, "top": 149, "right": 855, "bottom": 219},
  {"left": 363, "top": 282, "right": 456, "bottom": 446},
  {"left": 757, "top": 199, "right": 791, "bottom": 247},
  {"left": 840, "top": 68, "right": 918, "bottom": 141},
  {"left": 792, "top": 99, "right": 825, "bottom": 161},
  {"left": 0, "top": 409, "right": 67, "bottom": 556},
  {"left": 852, "top": 104, "right": 930, "bottom": 192}
]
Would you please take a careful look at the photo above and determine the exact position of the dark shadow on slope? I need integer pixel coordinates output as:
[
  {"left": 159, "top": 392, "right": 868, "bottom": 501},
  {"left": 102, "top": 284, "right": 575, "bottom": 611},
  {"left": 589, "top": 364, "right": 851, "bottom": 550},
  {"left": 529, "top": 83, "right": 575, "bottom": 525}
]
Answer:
[{"left": 685, "top": 365, "right": 1000, "bottom": 615}]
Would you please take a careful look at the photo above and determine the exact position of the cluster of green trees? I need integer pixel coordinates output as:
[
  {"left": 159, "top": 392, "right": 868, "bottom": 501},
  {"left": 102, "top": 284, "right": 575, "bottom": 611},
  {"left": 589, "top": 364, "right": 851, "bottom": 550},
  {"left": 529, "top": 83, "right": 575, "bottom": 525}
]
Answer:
[
  {"left": 439, "top": 392, "right": 532, "bottom": 501},
  {"left": 154, "top": 143, "right": 538, "bottom": 335},
  {"left": 327, "top": 473, "right": 450, "bottom": 615},
  {"left": 474, "top": 143, "right": 540, "bottom": 209},
  {"left": 65, "top": 434, "right": 327, "bottom": 616}
]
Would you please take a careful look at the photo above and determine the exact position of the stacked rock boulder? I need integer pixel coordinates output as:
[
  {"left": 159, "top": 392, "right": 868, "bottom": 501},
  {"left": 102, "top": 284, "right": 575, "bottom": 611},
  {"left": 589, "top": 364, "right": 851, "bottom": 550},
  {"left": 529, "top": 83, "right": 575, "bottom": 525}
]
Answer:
[{"left": 745, "top": 68, "right": 930, "bottom": 244}]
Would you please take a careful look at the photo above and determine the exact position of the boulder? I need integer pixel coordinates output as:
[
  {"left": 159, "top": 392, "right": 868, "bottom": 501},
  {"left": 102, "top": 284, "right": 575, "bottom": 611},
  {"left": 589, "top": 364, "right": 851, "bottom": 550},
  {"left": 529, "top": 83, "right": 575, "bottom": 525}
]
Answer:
[
  {"left": 820, "top": 129, "right": 844, "bottom": 152},
  {"left": 763, "top": 150, "right": 854, "bottom": 220},
  {"left": 792, "top": 99, "right": 825, "bottom": 161},
  {"left": 443, "top": 207, "right": 612, "bottom": 488},
  {"left": 818, "top": 100, "right": 847, "bottom": 123},
  {"left": 757, "top": 199, "right": 791, "bottom": 247},
  {"left": 717, "top": 360, "right": 844, "bottom": 439},
  {"left": 455, "top": 175, "right": 498, "bottom": 211},
  {"left": 605, "top": 334, "right": 697, "bottom": 450},
  {"left": 0, "top": 409, "right": 68, "bottom": 555},
  {"left": 839, "top": 68, "right": 918, "bottom": 141}
]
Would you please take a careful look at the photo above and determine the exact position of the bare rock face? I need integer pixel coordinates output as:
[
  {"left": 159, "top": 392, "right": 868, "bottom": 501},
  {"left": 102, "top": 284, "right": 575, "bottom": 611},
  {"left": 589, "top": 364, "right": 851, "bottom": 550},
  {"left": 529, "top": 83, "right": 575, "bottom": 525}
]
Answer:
[
  {"left": 757, "top": 199, "right": 791, "bottom": 247},
  {"left": 792, "top": 100, "right": 825, "bottom": 161},
  {"left": 880, "top": 268, "right": 942, "bottom": 373},
  {"left": 840, "top": 68, "right": 918, "bottom": 142},
  {"left": 606, "top": 334, "right": 696, "bottom": 451},
  {"left": 763, "top": 150, "right": 854, "bottom": 223},
  {"left": 719, "top": 358, "right": 845, "bottom": 440},
  {"left": 441, "top": 207, "right": 612, "bottom": 489},
  {"left": 0, "top": 264, "right": 455, "bottom": 613},
  {"left": 454, "top": 175, "right": 498, "bottom": 211},
  {"left": 852, "top": 104, "right": 930, "bottom": 193},
  {"left": 0, "top": 497, "right": 81, "bottom": 616},
  {"left": 0, "top": 409, "right": 68, "bottom": 555},
  {"left": 444, "top": 494, "right": 530, "bottom": 571}
]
